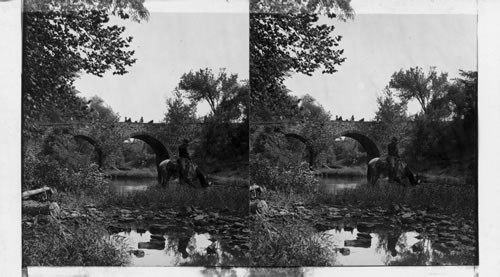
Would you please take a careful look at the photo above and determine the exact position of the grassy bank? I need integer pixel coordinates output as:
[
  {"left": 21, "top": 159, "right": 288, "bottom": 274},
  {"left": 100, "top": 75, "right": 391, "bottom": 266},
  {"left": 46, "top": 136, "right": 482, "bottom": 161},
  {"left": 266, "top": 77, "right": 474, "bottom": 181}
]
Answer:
[
  {"left": 23, "top": 219, "right": 129, "bottom": 266},
  {"left": 104, "top": 167, "right": 157, "bottom": 179},
  {"left": 315, "top": 165, "right": 366, "bottom": 177},
  {"left": 251, "top": 212, "right": 335, "bottom": 266},
  {"left": 315, "top": 180, "right": 477, "bottom": 219},
  {"left": 107, "top": 180, "right": 249, "bottom": 216}
]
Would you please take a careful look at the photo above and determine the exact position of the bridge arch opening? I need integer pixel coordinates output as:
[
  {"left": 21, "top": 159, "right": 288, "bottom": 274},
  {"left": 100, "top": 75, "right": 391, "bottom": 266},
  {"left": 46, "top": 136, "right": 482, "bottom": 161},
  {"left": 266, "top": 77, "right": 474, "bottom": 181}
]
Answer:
[
  {"left": 284, "top": 133, "right": 315, "bottom": 167},
  {"left": 125, "top": 132, "right": 170, "bottom": 182},
  {"left": 73, "top": 134, "right": 104, "bottom": 168},
  {"left": 339, "top": 132, "right": 380, "bottom": 162}
]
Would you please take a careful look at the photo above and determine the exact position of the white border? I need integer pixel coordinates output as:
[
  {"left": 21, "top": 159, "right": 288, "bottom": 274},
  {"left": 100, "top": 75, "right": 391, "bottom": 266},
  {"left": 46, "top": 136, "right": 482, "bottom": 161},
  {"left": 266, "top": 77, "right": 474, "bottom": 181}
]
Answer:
[{"left": 2, "top": 0, "right": 500, "bottom": 276}]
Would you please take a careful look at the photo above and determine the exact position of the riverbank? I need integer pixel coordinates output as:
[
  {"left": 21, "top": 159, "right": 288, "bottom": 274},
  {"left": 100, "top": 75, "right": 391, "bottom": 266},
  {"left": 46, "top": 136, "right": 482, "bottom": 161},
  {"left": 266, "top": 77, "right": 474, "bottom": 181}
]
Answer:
[
  {"left": 23, "top": 172, "right": 249, "bottom": 266},
  {"left": 252, "top": 182, "right": 477, "bottom": 266},
  {"left": 105, "top": 167, "right": 157, "bottom": 179},
  {"left": 315, "top": 166, "right": 366, "bottom": 177}
]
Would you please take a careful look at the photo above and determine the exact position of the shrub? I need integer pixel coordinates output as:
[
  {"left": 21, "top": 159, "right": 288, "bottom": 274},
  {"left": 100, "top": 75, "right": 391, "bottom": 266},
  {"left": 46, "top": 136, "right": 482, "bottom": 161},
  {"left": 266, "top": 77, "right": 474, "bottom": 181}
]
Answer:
[
  {"left": 23, "top": 220, "right": 129, "bottom": 266},
  {"left": 251, "top": 157, "right": 318, "bottom": 193},
  {"left": 24, "top": 155, "right": 109, "bottom": 195},
  {"left": 109, "top": 181, "right": 249, "bottom": 215},
  {"left": 250, "top": 213, "right": 335, "bottom": 266}
]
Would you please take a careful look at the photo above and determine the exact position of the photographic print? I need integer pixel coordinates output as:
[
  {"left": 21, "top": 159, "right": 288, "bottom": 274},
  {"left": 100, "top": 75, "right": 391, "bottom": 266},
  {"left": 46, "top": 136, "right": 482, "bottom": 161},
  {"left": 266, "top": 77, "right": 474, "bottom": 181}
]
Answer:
[
  {"left": 249, "top": 0, "right": 478, "bottom": 267},
  {"left": 21, "top": 0, "right": 249, "bottom": 269}
]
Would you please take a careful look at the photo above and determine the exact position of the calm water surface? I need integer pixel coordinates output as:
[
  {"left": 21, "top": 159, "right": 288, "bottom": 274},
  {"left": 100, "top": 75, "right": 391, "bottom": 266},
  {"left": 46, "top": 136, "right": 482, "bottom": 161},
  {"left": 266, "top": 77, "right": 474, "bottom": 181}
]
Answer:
[
  {"left": 108, "top": 178, "right": 156, "bottom": 195},
  {"left": 318, "top": 176, "right": 366, "bottom": 194},
  {"left": 112, "top": 227, "right": 247, "bottom": 266}
]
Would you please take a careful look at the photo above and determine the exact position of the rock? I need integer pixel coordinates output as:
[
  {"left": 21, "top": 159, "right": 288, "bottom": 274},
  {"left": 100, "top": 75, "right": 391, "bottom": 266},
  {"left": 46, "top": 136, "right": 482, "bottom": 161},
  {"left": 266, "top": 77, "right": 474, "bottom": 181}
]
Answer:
[
  {"left": 356, "top": 232, "right": 372, "bottom": 239},
  {"left": 129, "top": 250, "right": 145, "bottom": 257},
  {"left": 239, "top": 243, "right": 250, "bottom": 251},
  {"left": 206, "top": 242, "right": 217, "bottom": 255},
  {"left": 149, "top": 224, "right": 169, "bottom": 234},
  {"left": 107, "top": 224, "right": 130, "bottom": 234},
  {"left": 250, "top": 200, "right": 269, "bottom": 214},
  {"left": 329, "top": 214, "right": 343, "bottom": 220},
  {"left": 179, "top": 206, "right": 193, "bottom": 216},
  {"left": 339, "top": 248, "right": 351, "bottom": 255},
  {"left": 138, "top": 241, "right": 165, "bottom": 250},
  {"left": 194, "top": 215, "right": 208, "bottom": 226},
  {"left": 344, "top": 226, "right": 354, "bottom": 232},
  {"left": 150, "top": 234, "right": 166, "bottom": 241},
  {"left": 412, "top": 241, "right": 425, "bottom": 252},
  {"left": 136, "top": 227, "right": 147, "bottom": 234},
  {"left": 118, "top": 217, "right": 135, "bottom": 223},
  {"left": 439, "top": 220, "right": 453, "bottom": 226},
  {"left": 233, "top": 222, "right": 246, "bottom": 228},
  {"left": 357, "top": 222, "right": 376, "bottom": 232},
  {"left": 345, "top": 239, "right": 371, "bottom": 248},
  {"left": 401, "top": 212, "right": 414, "bottom": 219},
  {"left": 208, "top": 212, "right": 219, "bottom": 218},
  {"left": 445, "top": 240, "right": 461, "bottom": 247}
]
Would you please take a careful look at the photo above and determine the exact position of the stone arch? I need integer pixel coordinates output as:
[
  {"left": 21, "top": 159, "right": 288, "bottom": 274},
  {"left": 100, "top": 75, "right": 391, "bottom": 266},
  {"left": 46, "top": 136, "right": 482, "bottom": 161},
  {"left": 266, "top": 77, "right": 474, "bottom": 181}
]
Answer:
[
  {"left": 340, "top": 132, "right": 380, "bottom": 161},
  {"left": 126, "top": 132, "right": 170, "bottom": 182},
  {"left": 284, "top": 133, "right": 315, "bottom": 167},
  {"left": 73, "top": 134, "right": 104, "bottom": 168}
]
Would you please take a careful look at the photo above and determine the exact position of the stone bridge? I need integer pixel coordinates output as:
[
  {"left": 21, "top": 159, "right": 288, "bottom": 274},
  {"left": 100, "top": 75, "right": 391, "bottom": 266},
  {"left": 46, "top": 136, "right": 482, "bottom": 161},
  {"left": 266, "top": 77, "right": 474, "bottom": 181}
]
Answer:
[
  {"left": 251, "top": 120, "right": 412, "bottom": 166},
  {"left": 37, "top": 121, "right": 204, "bottom": 179}
]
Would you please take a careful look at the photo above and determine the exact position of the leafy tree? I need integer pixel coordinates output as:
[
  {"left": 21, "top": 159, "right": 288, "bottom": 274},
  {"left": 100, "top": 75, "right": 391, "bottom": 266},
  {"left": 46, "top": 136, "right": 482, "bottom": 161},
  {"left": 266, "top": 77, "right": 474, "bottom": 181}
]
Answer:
[
  {"left": 178, "top": 68, "right": 241, "bottom": 118},
  {"left": 250, "top": 0, "right": 354, "bottom": 119},
  {"left": 23, "top": 0, "right": 148, "bottom": 127},
  {"left": 87, "top": 96, "right": 120, "bottom": 122},
  {"left": 389, "top": 66, "right": 449, "bottom": 115},
  {"left": 374, "top": 87, "right": 408, "bottom": 123},
  {"left": 176, "top": 68, "right": 249, "bottom": 160},
  {"left": 163, "top": 90, "right": 199, "bottom": 144}
]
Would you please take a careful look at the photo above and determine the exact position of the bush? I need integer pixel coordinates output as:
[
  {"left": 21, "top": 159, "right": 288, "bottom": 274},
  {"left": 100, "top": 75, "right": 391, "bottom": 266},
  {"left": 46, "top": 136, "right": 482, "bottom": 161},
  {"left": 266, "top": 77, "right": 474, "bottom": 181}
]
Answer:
[
  {"left": 250, "top": 213, "right": 335, "bottom": 266},
  {"left": 23, "top": 220, "right": 129, "bottom": 266},
  {"left": 316, "top": 181, "right": 477, "bottom": 219},
  {"left": 251, "top": 157, "right": 318, "bottom": 193},
  {"left": 24, "top": 155, "right": 109, "bottom": 195},
  {"left": 108, "top": 181, "right": 248, "bottom": 215}
]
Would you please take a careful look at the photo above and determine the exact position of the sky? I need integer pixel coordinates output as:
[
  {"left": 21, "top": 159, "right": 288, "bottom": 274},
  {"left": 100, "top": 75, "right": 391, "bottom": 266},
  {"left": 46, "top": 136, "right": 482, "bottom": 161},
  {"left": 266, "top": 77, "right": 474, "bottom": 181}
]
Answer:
[
  {"left": 74, "top": 0, "right": 249, "bottom": 122},
  {"left": 73, "top": 0, "right": 478, "bottom": 123},
  {"left": 284, "top": 13, "right": 477, "bottom": 120}
]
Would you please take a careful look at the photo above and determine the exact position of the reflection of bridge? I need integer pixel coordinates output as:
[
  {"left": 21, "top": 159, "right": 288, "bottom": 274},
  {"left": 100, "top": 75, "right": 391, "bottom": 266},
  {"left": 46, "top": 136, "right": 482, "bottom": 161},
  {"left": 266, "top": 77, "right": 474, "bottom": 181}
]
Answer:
[
  {"left": 251, "top": 120, "right": 410, "bottom": 166},
  {"left": 36, "top": 121, "right": 204, "bottom": 179}
]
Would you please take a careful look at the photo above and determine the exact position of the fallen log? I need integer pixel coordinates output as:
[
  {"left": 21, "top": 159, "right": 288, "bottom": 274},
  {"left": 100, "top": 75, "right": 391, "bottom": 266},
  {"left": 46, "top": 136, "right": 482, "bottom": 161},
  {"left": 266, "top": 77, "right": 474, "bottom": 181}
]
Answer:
[
  {"left": 22, "top": 186, "right": 54, "bottom": 200},
  {"left": 22, "top": 200, "right": 60, "bottom": 217}
]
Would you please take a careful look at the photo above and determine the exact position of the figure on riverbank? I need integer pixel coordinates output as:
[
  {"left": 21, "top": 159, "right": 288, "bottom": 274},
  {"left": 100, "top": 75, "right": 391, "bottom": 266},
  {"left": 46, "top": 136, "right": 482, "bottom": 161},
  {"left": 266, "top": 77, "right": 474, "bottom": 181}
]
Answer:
[
  {"left": 158, "top": 158, "right": 209, "bottom": 188},
  {"left": 367, "top": 156, "right": 417, "bottom": 186},
  {"left": 387, "top": 137, "right": 400, "bottom": 182}
]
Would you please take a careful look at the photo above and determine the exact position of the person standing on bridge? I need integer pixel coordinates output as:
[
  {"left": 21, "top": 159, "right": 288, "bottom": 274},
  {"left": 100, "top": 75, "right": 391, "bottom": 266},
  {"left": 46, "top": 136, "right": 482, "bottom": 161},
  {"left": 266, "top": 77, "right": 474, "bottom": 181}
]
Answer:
[
  {"left": 178, "top": 138, "right": 191, "bottom": 185},
  {"left": 387, "top": 136, "right": 400, "bottom": 182}
]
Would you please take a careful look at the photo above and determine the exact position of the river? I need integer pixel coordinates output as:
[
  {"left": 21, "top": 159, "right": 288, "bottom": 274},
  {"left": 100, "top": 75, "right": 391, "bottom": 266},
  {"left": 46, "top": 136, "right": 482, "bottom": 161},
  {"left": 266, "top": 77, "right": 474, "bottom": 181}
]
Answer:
[{"left": 318, "top": 175, "right": 366, "bottom": 194}]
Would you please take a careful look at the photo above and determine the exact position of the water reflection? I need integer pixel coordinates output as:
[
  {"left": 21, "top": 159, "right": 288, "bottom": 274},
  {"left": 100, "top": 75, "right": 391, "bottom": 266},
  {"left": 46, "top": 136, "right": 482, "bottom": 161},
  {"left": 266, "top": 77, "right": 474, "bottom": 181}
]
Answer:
[
  {"left": 108, "top": 178, "right": 156, "bottom": 195},
  {"left": 318, "top": 176, "right": 365, "bottom": 194},
  {"left": 112, "top": 227, "right": 247, "bottom": 266},
  {"left": 323, "top": 227, "right": 437, "bottom": 265}
]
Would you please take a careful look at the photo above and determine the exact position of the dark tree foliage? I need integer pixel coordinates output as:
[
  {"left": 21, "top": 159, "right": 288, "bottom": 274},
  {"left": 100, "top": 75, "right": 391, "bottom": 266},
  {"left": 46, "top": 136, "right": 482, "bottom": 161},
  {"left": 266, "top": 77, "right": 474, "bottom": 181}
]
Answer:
[
  {"left": 388, "top": 68, "right": 478, "bottom": 172},
  {"left": 389, "top": 66, "right": 449, "bottom": 115},
  {"left": 250, "top": 13, "right": 347, "bottom": 119},
  {"left": 178, "top": 68, "right": 245, "bottom": 120},
  {"left": 23, "top": 0, "right": 148, "bottom": 127},
  {"left": 176, "top": 68, "right": 249, "bottom": 161},
  {"left": 374, "top": 87, "right": 408, "bottom": 123},
  {"left": 250, "top": 0, "right": 354, "bottom": 120}
]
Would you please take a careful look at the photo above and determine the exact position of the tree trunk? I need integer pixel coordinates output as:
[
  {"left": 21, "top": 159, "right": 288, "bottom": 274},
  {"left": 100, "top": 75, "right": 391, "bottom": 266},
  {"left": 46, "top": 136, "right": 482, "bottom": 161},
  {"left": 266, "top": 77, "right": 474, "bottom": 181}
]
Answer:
[
  {"left": 22, "top": 186, "right": 54, "bottom": 200},
  {"left": 22, "top": 200, "right": 61, "bottom": 217}
]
